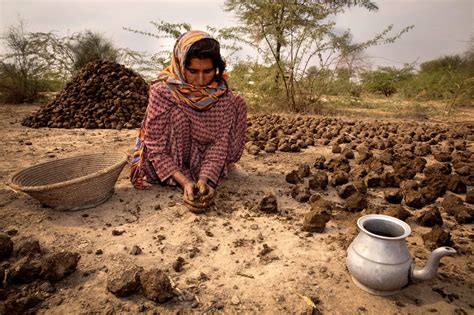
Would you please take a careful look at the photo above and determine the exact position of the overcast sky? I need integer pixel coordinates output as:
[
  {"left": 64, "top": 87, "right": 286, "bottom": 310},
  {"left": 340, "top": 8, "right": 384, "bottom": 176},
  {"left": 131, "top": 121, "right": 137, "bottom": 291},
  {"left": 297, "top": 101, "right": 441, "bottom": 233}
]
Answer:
[{"left": 1, "top": 0, "right": 472, "bottom": 69}]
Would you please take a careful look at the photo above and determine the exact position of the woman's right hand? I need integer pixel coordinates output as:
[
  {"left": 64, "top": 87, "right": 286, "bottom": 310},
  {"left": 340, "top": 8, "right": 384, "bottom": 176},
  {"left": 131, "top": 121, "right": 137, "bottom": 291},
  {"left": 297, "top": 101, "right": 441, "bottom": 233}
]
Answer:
[
  {"left": 172, "top": 171, "right": 197, "bottom": 207},
  {"left": 183, "top": 181, "right": 216, "bottom": 211},
  {"left": 196, "top": 180, "right": 216, "bottom": 203},
  {"left": 182, "top": 182, "right": 209, "bottom": 213},
  {"left": 183, "top": 181, "right": 196, "bottom": 204},
  {"left": 172, "top": 171, "right": 213, "bottom": 211}
]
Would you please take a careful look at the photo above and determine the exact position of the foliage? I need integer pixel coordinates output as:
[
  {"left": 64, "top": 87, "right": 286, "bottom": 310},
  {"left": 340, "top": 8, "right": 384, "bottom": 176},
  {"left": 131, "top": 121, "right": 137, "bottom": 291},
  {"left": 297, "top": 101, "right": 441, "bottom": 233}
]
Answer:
[
  {"left": 0, "top": 20, "right": 57, "bottom": 103},
  {"left": 228, "top": 61, "right": 283, "bottom": 110},
  {"left": 124, "top": 20, "right": 192, "bottom": 41},
  {"left": 68, "top": 31, "right": 119, "bottom": 72},
  {"left": 122, "top": 21, "right": 192, "bottom": 79},
  {"left": 361, "top": 66, "right": 414, "bottom": 97},
  {"left": 0, "top": 20, "right": 141, "bottom": 103},
  {"left": 398, "top": 50, "right": 474, "bottom": 107},
  {"left": 224, "top": 0, "right": 413, "bottom": 111},
  {"left": 313, "top": 67, "right": 361, "bottom": 97},
  {"left": 123, "top": 20, "right": 244, "bottom": 79}
]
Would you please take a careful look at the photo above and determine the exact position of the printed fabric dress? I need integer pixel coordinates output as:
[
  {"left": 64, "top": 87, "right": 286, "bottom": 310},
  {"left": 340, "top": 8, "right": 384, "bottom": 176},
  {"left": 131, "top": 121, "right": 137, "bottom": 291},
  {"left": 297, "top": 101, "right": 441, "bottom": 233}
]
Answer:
[
  {"left": 130, "top": 81, "right": 247, "bottom": 189},
  {"left": 130, "top": 30, "right": 247, "bottom": 189}
]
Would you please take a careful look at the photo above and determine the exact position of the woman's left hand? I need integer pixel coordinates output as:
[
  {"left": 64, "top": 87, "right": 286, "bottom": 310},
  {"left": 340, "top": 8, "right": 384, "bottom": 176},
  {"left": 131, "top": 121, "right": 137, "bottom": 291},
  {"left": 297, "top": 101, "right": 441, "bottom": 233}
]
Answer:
[
  {"left": 183, "top": 182, "right": 215, "bottom": 213},
  {"left": 196, "top": 179, "right": 216, "bottom": 203}
]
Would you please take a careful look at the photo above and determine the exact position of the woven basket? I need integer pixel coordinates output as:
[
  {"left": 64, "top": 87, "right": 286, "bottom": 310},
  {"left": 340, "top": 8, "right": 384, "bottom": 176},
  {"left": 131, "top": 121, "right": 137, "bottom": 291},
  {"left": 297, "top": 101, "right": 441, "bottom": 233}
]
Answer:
[{"left": 8, "top": 152, "right": 128, "bottom": 211}]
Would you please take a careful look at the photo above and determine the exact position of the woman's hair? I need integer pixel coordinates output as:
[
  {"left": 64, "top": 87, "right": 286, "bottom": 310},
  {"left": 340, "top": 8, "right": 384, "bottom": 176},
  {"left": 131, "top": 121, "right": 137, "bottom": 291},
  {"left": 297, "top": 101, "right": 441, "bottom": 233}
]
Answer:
[{"left": 185, "top": 38, "right": 226, "bottom": 82}]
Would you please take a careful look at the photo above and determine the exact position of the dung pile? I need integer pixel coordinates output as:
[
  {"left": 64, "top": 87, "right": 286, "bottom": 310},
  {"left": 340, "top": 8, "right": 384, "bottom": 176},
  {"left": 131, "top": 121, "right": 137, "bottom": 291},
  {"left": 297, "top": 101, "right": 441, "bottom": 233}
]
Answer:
[{"left": 22, "top": 60, "right": 149, "bottom": 129}]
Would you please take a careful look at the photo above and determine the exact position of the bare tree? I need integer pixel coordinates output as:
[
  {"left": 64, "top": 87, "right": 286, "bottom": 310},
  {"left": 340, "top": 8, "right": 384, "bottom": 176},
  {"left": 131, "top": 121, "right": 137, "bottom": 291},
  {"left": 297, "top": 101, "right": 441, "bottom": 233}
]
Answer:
[
  {"left": 224, "top": 0, "right": 412, "bottom": 111},
  {"left": 0, "top": 19, "right": 55, "bottom": 102}
]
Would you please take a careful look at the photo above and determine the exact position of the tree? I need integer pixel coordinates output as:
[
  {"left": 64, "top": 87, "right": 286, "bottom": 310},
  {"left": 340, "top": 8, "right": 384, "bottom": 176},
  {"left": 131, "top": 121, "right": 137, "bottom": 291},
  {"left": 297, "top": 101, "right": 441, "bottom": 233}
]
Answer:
[
  {"left": 122, "top": 21, "right": 192, "bottom": 79},
  {"left": 398, "top": 49, "right": 474, "bottom": 109},
  {"left": 0, "top": 20, "right": 150, "bottom": 103},
  {"left": 48, "top": 30, "right": 144, "bottom": 80},
  {"left": 0, "top": 20, "right": 55, "bottom": 103},
  {"left": 361, "top": 66, "right": 413, "bottom": 97},
  {"left": 68, "top": 31, "right": 119, "bottom": 72},
  {"left": 228, "top": 60, "right": 278, "bottom": 109},
  {"left": 123, "top": 20, "right": 244, "bottom": 79},
  {"left": 224, "top": 0, "right": 413, "bottom": 111}
]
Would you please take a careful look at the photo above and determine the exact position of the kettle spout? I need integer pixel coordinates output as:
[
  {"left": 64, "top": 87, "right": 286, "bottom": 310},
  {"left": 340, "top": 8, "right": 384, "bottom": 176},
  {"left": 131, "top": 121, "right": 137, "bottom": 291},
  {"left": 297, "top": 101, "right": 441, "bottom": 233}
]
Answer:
[{"left": 411, "top": 246, "right": 456, "bottom": 282}]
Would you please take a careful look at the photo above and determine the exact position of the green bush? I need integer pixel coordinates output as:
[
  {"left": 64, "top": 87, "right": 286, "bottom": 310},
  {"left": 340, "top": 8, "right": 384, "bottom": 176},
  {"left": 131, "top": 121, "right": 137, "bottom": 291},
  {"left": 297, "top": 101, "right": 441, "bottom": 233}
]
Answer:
[
  {"left": 69, "top": 31, "right": 119, "bottom": 73},
  {"left": 229, "top": 61, "right": 286, "bottom": 111},
  {"left": 399, "top": 52, "right": 474, "bottom": 105},
  {"left": 0, "top": 21, "right": 51, "bottom": 103},
  {"left": 361, "top": 66, "right": 413, "bottom": 97},
  {"left": 0, "top": 20, "right": 124, "bottom": 103},
  {"left": 0, "top": 64, "right": 45, "bottom": 103}
]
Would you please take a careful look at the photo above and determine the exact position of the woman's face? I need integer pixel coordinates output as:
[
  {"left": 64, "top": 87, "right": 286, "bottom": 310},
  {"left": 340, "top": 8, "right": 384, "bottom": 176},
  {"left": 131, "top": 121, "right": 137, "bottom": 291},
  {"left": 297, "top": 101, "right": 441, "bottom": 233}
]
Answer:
[{"left": 184, "top": 58, "right": 215, "bottom": 87}]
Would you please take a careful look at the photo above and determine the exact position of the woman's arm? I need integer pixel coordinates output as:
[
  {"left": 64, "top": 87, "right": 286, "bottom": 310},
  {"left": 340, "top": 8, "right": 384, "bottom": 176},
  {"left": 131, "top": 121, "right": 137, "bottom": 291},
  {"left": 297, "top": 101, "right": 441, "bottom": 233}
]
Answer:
[
  {"left": 143, "top": 83, "right": 184, "bottom": 182},
  {"left": 199, "top": 95, "right": 247, "bottom": 185}
]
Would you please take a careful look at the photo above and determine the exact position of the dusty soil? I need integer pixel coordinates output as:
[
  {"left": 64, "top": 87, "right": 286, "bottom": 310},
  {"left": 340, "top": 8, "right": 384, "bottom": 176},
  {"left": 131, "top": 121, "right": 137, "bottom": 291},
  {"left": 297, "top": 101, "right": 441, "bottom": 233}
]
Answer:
[{"left": 0, "top": 104, "right": 473, "bottom": 314}]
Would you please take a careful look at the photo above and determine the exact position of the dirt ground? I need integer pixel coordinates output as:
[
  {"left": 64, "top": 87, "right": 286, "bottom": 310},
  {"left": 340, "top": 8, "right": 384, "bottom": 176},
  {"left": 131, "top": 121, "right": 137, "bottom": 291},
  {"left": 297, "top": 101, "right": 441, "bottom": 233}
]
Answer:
[{"left": 0, "top": 104, "right": 473, "bottom": 314}]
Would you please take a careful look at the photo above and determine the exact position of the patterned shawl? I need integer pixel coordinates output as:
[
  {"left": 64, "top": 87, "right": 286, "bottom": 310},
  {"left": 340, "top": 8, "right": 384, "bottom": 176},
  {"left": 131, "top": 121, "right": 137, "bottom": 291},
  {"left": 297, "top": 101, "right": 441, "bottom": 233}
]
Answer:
[{"left": 157, "top": 30, "right": 228, "bottom": 111}]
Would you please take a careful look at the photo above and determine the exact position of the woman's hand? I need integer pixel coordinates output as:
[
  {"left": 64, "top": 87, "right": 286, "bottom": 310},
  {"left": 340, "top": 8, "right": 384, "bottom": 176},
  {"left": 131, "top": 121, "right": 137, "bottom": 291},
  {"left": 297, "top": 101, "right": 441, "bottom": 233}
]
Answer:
[
  {"left": 183, "top": 181, "right": 196, "bottom": 204},
  {"left": 182, "top": 182, "right": 208, "bottom": 212},
  {"left": 173, "top": 171, "right": 216, "bottom": 212},
  {"left": 172, "top": 171, "right": 197, "bottom": 205},
  {"left": 182, "top": 182, "right": 206, "bottom": 211},
  {"left": 196, "top": 178, "right": 216, "bottom": 204}
]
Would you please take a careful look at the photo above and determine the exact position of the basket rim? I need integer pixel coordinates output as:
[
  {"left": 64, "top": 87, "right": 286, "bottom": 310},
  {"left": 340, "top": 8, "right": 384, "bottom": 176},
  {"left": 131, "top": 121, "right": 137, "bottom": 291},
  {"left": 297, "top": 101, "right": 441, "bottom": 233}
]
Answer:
[{"left": 8, "top": 152, "right": 129, "bottom": 193}]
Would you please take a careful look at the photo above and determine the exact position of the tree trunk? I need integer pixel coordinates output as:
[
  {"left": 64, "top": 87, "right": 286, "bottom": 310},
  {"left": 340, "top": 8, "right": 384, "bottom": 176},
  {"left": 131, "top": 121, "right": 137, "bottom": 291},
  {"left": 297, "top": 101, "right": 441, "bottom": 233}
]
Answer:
[{"left": 275, "top": 40, "right": 281, "bottom": 86}]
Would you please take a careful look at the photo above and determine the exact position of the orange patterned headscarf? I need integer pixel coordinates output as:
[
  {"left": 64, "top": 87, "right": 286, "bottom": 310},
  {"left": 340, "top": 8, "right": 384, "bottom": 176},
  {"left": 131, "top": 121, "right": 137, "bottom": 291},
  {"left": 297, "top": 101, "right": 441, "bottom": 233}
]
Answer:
[{"left": 157, "top": 30, "right": 228, "bottom": 111}]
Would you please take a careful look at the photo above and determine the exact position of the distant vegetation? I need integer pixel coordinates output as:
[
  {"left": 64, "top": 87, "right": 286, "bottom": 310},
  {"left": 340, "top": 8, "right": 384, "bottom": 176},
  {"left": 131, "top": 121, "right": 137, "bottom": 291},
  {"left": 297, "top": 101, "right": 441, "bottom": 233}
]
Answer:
[
  {"left": 1, "top": 2, "right": 473, "bottom": 118},
  {"left": 0, "top": 20, "right": 138, "bottom": 103},
  {"left": 228, "top": 49, "right": 473, "bottom": 113}
]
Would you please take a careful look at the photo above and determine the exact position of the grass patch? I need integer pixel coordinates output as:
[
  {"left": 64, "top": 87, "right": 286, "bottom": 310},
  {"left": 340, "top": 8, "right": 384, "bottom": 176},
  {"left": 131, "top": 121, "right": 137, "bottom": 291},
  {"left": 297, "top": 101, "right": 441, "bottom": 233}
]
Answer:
[
  {"left": 243, "top": 93, "right": 473, "bottom": 121},
  {"left": 305, "top": 95, "right": 468, "bottom": 120}
]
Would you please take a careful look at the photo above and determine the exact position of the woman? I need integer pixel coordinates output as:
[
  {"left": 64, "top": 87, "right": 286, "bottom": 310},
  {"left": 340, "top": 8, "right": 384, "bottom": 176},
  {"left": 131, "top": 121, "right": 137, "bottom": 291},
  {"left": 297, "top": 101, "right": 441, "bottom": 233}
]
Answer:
[{"left": 130, "top": 30, "right": 247, "bottom": 211}]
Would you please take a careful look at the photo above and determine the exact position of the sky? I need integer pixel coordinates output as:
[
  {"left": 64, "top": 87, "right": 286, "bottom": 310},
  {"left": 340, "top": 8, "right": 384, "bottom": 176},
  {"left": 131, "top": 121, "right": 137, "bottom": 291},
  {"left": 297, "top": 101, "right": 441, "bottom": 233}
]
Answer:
[{"left": 0, "top": 0, "right": 472, "bottom": 69}]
